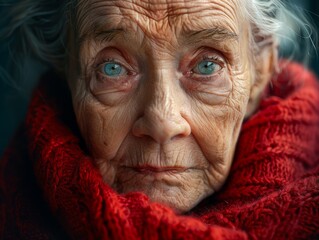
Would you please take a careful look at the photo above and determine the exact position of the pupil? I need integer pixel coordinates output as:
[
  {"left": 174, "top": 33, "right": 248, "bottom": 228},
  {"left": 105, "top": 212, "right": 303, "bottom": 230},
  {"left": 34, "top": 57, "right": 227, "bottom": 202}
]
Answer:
[
  {"left": 200, "top": 61, "right": 214, "bottom": 74},
  {"left": 105, "top": 63, "right": 122, "bottom": 76}
]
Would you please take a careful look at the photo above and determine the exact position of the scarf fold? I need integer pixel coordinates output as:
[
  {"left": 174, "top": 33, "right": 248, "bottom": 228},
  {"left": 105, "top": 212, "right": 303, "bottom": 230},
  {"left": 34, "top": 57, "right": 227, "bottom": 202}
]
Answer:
[{"left": 1, "top": 61, "right": 319, "bottom": 240}]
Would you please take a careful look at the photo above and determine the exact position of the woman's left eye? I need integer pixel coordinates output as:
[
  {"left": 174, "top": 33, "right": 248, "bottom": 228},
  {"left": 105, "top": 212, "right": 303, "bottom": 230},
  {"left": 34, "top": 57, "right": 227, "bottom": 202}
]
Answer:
[
  {"left": 193, "top": 60, "right": 221, "bottom": 75},
  {"left": 101, "top": 62, "right": 127, "bottom": 77}
]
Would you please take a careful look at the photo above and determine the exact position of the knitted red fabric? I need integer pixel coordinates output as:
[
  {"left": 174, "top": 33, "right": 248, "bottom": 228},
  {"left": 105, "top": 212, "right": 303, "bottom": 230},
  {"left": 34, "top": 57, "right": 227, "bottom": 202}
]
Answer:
[{"left": 1, "top": 61, "right": 319, "bottom": 240}]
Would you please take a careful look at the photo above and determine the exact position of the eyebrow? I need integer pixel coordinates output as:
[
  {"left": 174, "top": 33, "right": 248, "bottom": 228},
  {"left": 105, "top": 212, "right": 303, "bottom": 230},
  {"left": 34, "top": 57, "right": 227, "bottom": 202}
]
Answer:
[
  {"left": 94, "top": 28, "right": 125, "bottom": 42},
  {"left": 79, "top": 27, "right": 238, "bottom": 46},
  {"left": 79, "top": 28, "right": 125, "bottom": 45},
  {"left": 182, "top": 28, "right": 239, "bottom": 43}
]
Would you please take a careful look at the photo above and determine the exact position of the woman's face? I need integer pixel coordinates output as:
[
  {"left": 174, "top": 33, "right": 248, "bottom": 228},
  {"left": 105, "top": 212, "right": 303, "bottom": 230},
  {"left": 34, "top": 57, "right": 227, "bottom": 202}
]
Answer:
[{"left": 68, "top": 0, "right": 267, "bottom": 212}]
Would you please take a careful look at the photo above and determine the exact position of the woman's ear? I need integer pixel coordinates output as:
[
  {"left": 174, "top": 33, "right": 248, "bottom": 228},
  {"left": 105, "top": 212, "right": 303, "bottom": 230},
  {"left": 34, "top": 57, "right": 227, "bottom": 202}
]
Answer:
[{"left": 245, "top": 42, "right": 279, "bottom": 118}]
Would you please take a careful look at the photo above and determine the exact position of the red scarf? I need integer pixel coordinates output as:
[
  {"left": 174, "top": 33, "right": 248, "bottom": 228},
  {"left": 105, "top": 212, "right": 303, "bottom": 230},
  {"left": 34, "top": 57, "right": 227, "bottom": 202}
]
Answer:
[{"left": 1, "top": 61, "right": 319, "bottom": 239}]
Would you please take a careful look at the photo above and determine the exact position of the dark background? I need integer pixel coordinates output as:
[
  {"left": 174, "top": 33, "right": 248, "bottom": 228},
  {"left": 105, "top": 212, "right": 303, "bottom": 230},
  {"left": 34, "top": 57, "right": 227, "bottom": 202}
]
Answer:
[{"left": 0, "top": 0, "right": 319, "bottom": 155}]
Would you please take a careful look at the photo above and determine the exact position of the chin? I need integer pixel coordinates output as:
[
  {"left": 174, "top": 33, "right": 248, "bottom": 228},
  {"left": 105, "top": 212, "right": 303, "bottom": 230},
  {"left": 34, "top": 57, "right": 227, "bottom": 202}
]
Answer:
[
  {"left": 126, "top": 183, "right": 202, "bottom": 213},
  {"left": 146, "top": 189, "right": 201, "bottom": 213},
  {"left": 113, "top": 169, "right": 212, "bottom": 213}
]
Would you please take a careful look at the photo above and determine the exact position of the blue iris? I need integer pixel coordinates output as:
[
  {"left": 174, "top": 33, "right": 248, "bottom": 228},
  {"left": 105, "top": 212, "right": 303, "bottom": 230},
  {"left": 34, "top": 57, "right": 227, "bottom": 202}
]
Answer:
[
  {"left": 195, "top": 60, "right": 217, "bottom": 75},
  {"left": 103, "top": 62, "right": 123, "bottom": 77}
]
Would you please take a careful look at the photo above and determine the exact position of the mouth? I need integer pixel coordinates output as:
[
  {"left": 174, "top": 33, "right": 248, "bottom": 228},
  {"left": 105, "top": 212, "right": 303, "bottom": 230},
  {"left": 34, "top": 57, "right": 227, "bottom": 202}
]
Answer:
[
  {"left": 130, "top": 165, "right": 187, "bottom": 174},
  {"left": 116, "top": 165, "right": 200, "bottom": 192}
]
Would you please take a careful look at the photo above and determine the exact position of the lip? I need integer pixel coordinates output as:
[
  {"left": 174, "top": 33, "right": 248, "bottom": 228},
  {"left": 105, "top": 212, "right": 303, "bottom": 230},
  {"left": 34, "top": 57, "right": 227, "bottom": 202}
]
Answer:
[{"left": 127, "top": 165, "right": 187, "bottom": 174}]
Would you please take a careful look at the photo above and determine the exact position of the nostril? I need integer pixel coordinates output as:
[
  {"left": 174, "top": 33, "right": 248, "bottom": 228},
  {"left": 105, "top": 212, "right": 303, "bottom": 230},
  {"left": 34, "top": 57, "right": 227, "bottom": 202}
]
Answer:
[
  {"left": 132, "top": 111, "right": 191, "bottom": 143},
  {"left": 132, "top": 120, "right": 147, "bottom": 138},
  {"left": 171, "top": 133, "right": 187, "bottom": 141},
  {"left": 173, "top": 121, "right": 191, "bottom": 138}
]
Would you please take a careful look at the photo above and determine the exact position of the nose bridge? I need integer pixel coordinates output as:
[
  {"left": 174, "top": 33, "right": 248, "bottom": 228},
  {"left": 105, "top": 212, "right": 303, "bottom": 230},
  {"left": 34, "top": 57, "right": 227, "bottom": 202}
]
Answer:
[
  {"left": 132, "top": 65, "right": 191, "bottom": 143},
  {"left": 146, "top": 68, "right": 176, "bottom": 120}
]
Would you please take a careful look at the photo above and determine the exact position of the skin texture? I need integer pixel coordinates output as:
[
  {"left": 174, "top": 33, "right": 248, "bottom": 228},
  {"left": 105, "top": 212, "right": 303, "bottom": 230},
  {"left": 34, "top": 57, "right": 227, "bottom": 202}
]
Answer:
[{"left": 67, "top": 0, "right": 275, "bottom": 213}]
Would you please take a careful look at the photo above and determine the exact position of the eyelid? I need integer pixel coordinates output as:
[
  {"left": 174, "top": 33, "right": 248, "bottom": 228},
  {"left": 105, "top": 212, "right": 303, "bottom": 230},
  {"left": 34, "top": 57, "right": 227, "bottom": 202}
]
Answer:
[
  {"left": 196, "top": 53, "right": 225, "bottom": 67},
  {"left": 186, "top": 48, "right": 225, "bottom": 70},
  {"left": 203, "top": 55, "right": 223, "bottom": 63},
  {"left": 93, "top": 47, "right": 138, "bottom": 71},
  {"left": 95, "top": 58, "right": 122, "bottom": 68}
]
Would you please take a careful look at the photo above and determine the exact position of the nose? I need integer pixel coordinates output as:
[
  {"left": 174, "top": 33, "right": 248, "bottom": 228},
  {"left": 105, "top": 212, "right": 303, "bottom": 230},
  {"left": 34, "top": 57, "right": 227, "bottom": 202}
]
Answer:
[{"left": 132, "top": 72, "right": 191, "bottom": 144}]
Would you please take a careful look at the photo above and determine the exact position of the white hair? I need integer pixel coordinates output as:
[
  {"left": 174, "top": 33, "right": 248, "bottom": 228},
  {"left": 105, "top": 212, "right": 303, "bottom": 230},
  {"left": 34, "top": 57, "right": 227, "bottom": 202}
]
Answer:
[
  {"left": 0, "top": 0, "right": 316, "bottom": 85},
  {"left": 245, "top": 0, "right": 316, "bottom": 63}
]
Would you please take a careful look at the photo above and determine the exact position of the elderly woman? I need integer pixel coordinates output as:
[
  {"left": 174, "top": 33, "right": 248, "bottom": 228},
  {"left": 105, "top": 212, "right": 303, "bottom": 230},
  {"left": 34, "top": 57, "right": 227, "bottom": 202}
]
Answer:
[{"left": 1, "top": 0, "right": 319, "bottom": 239}]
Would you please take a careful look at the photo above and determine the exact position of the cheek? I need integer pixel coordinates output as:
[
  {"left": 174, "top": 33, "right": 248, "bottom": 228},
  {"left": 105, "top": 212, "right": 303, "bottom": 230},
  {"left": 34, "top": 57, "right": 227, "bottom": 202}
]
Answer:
[
  {"left": 73, "top": 95, "right": 135, "bottom": 161},
  {"left": 189, "top": 77, "right": 251, "bottom": 188}
]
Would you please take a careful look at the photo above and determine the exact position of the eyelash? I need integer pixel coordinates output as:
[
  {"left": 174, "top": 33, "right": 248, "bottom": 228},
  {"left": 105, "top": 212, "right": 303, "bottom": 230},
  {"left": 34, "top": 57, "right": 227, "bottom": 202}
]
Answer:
[
  {"left": 197, "top": 55, "right": 223, "bottom": 68},
  {"left": 95, "top": 58, "right": 119, "bottom": 70}
]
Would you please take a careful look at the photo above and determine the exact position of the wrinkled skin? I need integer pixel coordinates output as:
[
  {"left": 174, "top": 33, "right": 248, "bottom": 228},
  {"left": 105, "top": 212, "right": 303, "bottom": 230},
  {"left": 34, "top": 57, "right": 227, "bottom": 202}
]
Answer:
[{"left": 67, "top": 0, "right": 275, "bottom": 213}]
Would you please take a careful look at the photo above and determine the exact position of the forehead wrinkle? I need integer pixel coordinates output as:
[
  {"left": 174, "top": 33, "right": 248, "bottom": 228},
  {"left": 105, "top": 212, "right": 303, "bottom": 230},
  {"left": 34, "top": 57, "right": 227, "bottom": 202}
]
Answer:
[
  {"left": 76, "top": 0, "right": 243, "bottom": 54},
  {"left": 113, "top": 0, "right": 206, "bottom": 21},
  {"left": 76, "top": 0, "right": 122, "bottom": 39},
  {"left": 208, "top": 1, "right": 239, "bottom": 26},
  {"left": 113, "top": 0, "right": 239, "bottom": 22},
  {"left": 76, "top": 0, "right": 241, "bottom": 34},
  {"left": 115, "top": 0, "right": 169, "bottom": 21}
]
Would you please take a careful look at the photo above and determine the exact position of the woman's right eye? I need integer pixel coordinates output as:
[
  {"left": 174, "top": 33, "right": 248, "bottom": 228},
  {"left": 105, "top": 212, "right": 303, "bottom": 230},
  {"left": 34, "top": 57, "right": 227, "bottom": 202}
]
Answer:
[
  {"left": 101, "top": 62, "right": 127, "bottom": 77},
  {"left": 192, "top": 60, "right": 221, "bottom": 76}
]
